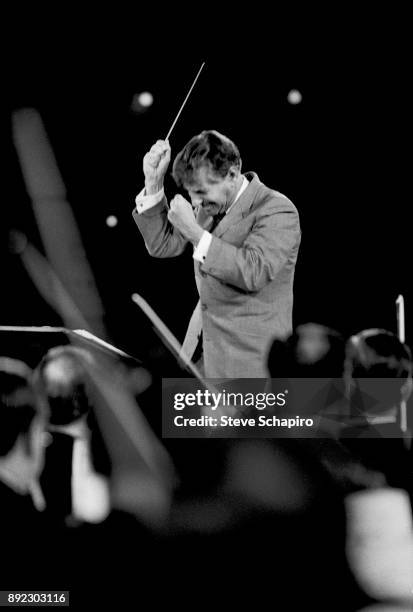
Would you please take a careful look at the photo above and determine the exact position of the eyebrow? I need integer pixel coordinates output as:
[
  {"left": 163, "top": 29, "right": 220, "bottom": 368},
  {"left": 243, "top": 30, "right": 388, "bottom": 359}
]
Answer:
[{"left": 191, "top": 180, "right": 219, "bottom": 190}]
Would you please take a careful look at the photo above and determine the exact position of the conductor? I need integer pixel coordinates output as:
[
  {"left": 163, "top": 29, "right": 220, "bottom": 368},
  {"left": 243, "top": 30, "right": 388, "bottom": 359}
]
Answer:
[{"left": 133, "top": 130, "right": 301, "bottom": 378}]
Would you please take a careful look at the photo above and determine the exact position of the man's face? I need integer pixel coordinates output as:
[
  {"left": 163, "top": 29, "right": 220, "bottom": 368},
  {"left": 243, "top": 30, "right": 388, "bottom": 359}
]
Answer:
[{"left": 183, "top": 165, "right": 237, "bottom": 217}]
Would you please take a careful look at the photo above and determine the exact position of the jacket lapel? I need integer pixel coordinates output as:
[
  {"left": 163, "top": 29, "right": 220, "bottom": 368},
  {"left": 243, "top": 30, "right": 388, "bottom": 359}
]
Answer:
[
  {"left": 214, "top": 172, "right": 262, "bottom": 238},
  {"left": 195, "top": 173, "right": 262, "bottom": 236}
]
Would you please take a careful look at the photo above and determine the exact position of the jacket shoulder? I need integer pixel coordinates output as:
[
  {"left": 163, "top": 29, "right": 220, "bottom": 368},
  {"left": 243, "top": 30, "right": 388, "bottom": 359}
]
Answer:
[{"left": 253, "top": 183, "right": 299, "bottom": 217}]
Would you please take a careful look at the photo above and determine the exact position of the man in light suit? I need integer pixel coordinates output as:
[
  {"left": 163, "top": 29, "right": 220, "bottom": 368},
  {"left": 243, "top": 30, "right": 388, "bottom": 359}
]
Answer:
[{"left": 133, "top": 131, "right": 301, "bottom": 378}]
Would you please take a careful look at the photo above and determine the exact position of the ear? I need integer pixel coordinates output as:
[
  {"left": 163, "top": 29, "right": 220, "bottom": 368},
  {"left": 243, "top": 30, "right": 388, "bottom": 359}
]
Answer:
[{"left": 227, "top": 165, "right": 240, "bottom": 182}]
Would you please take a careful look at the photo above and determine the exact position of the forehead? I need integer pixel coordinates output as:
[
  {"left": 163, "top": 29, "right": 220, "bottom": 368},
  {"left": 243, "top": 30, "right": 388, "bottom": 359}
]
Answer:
[{"left": 184, "top": 166, "right": 224, "bottom": 192}]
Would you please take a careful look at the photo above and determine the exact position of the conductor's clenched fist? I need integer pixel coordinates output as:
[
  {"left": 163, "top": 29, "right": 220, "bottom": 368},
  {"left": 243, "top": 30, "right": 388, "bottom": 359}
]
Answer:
[
  {"left": 143, "top": 140, "right": 171, "bottom": 194},
  {"left": 168, "top": 195, "right": 203, "bottom": 245}
]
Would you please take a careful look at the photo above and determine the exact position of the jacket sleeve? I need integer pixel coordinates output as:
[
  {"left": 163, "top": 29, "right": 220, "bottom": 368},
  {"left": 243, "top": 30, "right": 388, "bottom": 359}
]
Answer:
[
  {"left": 132, "top": 196, "right": 188, "bottom": 258},
  {"left": 201, "top": 199, "right": 301, "bottom": 292}
]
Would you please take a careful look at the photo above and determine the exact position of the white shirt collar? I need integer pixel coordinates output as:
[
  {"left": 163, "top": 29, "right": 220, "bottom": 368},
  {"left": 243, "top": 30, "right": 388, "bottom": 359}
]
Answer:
[{"left": 226, "top": 176, "right": 249, "bottom": 215}]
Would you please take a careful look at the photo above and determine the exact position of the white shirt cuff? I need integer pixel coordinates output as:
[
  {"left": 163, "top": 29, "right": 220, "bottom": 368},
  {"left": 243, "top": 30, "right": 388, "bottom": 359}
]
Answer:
[
  {"left": 193, "top": 231, "right": 212, "bottom": 263},
  {"left": 135, "top": 186, "right": 165, "bottom": 214}
]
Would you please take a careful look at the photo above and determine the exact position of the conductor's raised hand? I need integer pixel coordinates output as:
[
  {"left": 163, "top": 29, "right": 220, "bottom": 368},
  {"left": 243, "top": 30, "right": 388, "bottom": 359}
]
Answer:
[{"left": 143, "top": 140, "right": 171, "bottom": 195}]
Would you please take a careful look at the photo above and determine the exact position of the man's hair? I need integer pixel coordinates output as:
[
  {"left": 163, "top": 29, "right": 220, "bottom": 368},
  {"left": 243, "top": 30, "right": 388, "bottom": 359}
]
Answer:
[
  {"left": 34, "top": 345, "right": 95, "bottom": 426},
  {"left": 0, "top": 357, "right": 45, "bottom": 457},
  {"left": 346, "top": 329, "right": 412, "bottom": 379},
  {"left": 345, "top": 329, "right": 412, "bottom": 413},
  {"left": 36, "top": 345, "right": 112, "bottom": 475},
  {"left": 267, "top": 323, "right": 346, "bottom": 378},
  {"left": 172, "top": 130, "right": 242, "bottom": 188}
]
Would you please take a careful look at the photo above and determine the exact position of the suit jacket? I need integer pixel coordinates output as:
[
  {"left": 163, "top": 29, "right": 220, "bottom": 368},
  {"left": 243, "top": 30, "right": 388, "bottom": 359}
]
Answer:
[
  {"left": 0, "top": 479, "right": 66, "bottom": 588},
  {"left": 40, "top": 431, "right": 74, "bottom": 523},
  {"left": 133, "top": 172, "right": 301, "bottom": 377}
]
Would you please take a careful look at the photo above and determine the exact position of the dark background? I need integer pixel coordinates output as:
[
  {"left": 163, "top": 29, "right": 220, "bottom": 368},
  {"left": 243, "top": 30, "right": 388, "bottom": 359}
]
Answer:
[{"left": 2, "top": 18, "right": 411, "bottom": 365}]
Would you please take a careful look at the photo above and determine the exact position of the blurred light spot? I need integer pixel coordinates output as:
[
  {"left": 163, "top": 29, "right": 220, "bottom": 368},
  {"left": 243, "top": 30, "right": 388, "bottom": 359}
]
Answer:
[
  {"left": 138, "top": 92, "right": 153, "bottom": 107},
  {"left": 131, "top": 92, "right": 154, "bottom": 113},
  {"left": 106, "top": 215, "right": 118, "bottom": 227},
  {"left": 287, "top": 89, "right": 302, "bottom": 105}
]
